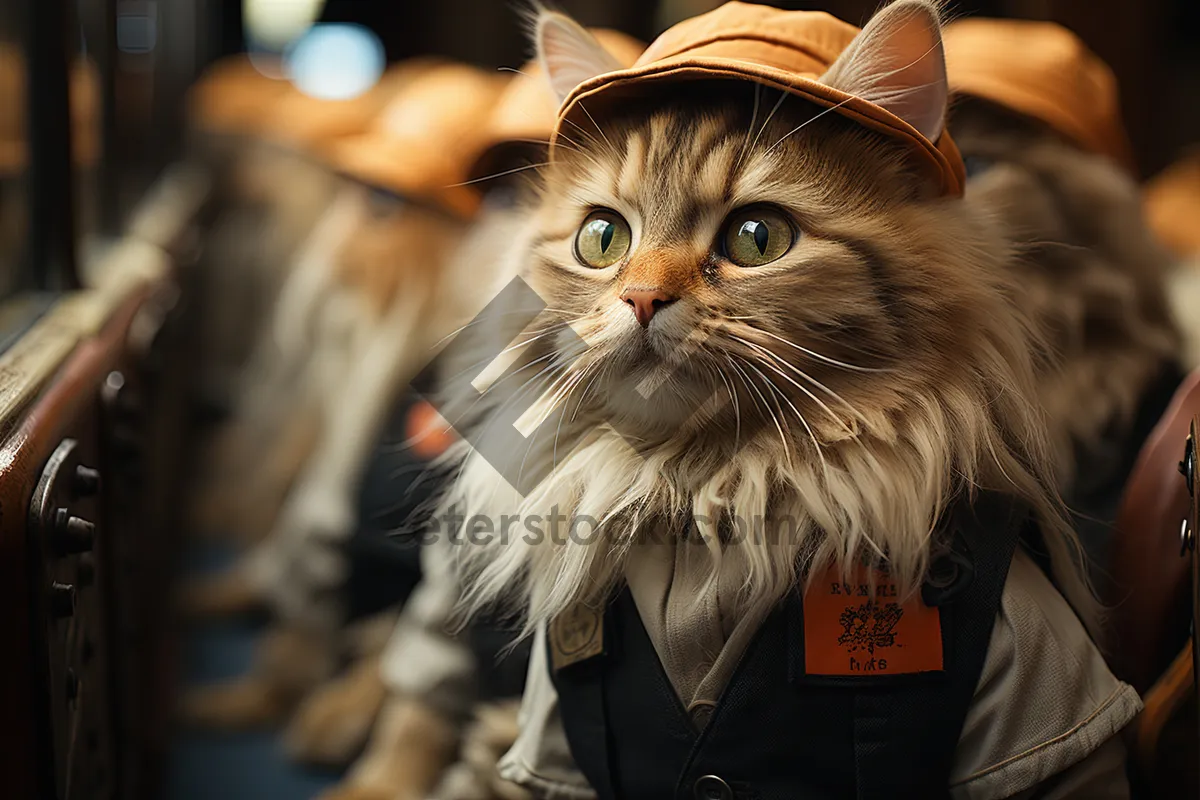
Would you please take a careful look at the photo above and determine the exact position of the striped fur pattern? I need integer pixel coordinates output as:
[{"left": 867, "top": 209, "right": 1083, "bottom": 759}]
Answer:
[{"left": 437, "top": 1, "right": 1096, "bottom": 634}]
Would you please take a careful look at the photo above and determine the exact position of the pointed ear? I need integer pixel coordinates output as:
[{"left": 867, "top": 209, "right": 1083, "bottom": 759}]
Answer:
[
  {"left": 821, "top": 0, "right": 948, "bottom": 142},
  {"left": 535, "top": 10, "right": 624, "bottom": 104}
]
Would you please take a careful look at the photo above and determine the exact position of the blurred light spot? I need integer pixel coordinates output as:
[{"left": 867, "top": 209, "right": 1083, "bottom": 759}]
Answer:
[
  {"left": 285, "top": 24, "right": 384, "bottom": 101},
  {"left": 116, "top": 12, "right": 157, "bottom": 54},
  {"left": 243, "top": 0, "right": 325, "bottom": 52}
]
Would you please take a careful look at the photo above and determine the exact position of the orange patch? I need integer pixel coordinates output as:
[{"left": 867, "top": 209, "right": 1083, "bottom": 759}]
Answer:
[
  {"left": 405, "top": 401, "right": 455, "bottom": 460},
  {"left": 804, "top": 564, "right": 943, "bottom": 677}
]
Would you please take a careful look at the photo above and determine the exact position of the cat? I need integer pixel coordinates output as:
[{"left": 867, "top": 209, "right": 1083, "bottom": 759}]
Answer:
[
  {"left": 182, "top": 190, "right": 483, "bottom": 726},
  {"left": 182, "top": 63, "right": 507, "bottom": 733},
  {"left": 947, "top": 85, "right": 1181, "bottom": 572},
  {"left": 435, "top": 3, "right": 1141, "bottom": 796},
  {"left": 440, "top": 3, "right": 1093, "bottom": 636}
]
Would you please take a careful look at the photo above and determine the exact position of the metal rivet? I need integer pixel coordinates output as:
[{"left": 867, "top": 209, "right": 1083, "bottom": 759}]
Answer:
[
  {"left": 694, "top": 775, "right": 734, "bottom": 800},
  {"left": 53, "top": 509, "right": 95, "bottom": 555}
]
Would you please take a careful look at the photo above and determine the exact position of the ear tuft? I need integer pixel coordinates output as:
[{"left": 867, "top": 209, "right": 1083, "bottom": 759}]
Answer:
[
  {"left": 821, "top": 0, "right": 948, "bottom": 142},
  {"left": 534, "top": 9, "right": 624, "bottom": 104}
]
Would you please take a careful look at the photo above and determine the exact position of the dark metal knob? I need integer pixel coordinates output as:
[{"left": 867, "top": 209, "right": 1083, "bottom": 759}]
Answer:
[
  {"left": 50, "top": 582, "right": 76, "bottom": 618},
  {"left": 1181, "top": 433, "right": 1195, "bottom": 498},
  {"left": 73, "top": 465, "right": 100, "bottom": 497},
  {"left": 53, "top": 509, "right": 95, "bottom": 555}
]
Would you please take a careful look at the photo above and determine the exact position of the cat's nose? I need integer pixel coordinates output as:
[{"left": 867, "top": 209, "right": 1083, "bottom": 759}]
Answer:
[{"left": 621, "top": 288, "right": 678, "bottom": 328}]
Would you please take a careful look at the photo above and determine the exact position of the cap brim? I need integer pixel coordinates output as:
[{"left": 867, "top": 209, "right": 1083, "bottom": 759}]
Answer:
[
  {"left": 324, "top": 134, "right": 480, "bottom": 218},
  {"left": 555, "top": 58, "right": 965, "bottom": 197}
]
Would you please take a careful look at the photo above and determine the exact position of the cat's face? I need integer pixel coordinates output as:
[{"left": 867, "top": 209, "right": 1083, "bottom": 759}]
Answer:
[{"left": 521, "top": 90, "right": 1001, "bottom": 453}]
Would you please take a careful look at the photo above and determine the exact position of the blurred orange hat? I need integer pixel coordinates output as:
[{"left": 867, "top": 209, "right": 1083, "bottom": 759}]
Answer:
[
  {"left": 253, "top": 60, "right": 442, "bottom": 154},
  {"left": 469, "top": 28, "right": 646, "bottom": 182},
  {"left": 551, "top": 1, "right": 966, "bottom": 197},
  {"left": 943, "top": 18, "right": 1134, "bottom": 169},
  {"left": 1143, "top": 151, "right": 1200, "bottom": 258},
  {"left": 0, "top": 47, "right": 100, "bottom": 173},
  {"left": 186, "top": 55, "right": 293, "bottom": 136},
  {"left": 323, "top": 61, "right": 507, "bottom": 217}
]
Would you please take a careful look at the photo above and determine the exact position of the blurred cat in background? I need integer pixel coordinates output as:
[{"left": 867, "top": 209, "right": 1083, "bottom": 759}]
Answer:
[
  {"left": 943, "top": 18, "right": 1182, "bottom": 572},
  {"left": 183, "top": 59, "right": 366, "bottom": 544},
  {"left": 182, "top": 61, "right": 507, "bottom": 733}
]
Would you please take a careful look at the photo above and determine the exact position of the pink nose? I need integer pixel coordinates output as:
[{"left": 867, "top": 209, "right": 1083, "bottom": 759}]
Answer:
[{"left": 621, "top": 288, "right": 677, "bottom": 328}]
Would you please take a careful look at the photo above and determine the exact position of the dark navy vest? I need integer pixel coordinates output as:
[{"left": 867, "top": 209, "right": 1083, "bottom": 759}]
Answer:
[{"left": 550, "top": 492, "right": 1032, "bottom": 800}]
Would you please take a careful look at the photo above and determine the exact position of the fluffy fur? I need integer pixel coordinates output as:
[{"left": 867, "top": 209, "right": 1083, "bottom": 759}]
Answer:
[{"left": 439, "top": 1, "right": 1096, "bottom": 634}]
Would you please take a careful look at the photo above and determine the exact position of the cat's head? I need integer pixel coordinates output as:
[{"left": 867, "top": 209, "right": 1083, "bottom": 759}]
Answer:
[{"left": 519, "top": 0, "right": 1035, "bottom": 459}]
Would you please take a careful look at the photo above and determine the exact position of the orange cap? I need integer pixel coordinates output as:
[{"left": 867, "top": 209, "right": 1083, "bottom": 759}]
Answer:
[
  {"left": 186, "top": 55, "right": 293, "bottom": 136},
  {"left": 943, "top": 18, "right": 1134, "bottom": 170},
  {"left": 469, "top": 28, "right": 647, "bottom": 182},
  {"left": 322, "top": 61, "right": 507, "bottom": 217},
  {"left": 552, "top": 2, "right": 965, "bottom": 196},
  {"left": 1143, "top": 151, "right": 1200, "bottom": 258},
  {"left": 254, "top": 60, "right": 443, "bottom": 154}
]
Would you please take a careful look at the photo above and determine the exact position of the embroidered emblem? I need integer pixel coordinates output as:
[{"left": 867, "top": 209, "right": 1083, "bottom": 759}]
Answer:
[
  {"left": 837, "top": 601, "right": 904, "bottom": 654},
  {"left": 804, "top": 564, "right": 943, "bottom": 677},
  {"left": 550, "top": 602, "right": 604, "bottom": 670}
]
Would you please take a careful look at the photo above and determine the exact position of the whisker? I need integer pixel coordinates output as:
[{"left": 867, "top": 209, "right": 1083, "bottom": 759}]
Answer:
[
  {"left": 764, "top": 97, "right": 855, "bottom": 157},
  {"left": 713, "top": 364, "right": 741, "bottom": 454},
  {"left": 753, "top": 328, "right": 888, "bottom": 373},
  {"left": 575, "top": 100, "right": 616, "bottom": 156},
  {"left": 729, "top": 335, "right": 863, "bottom": 431},
  {"left": 439, "top": 323, "right": 569, "bottom": 385},
  {"left": 739, "top": 353, "right": 833, "bottom": 483},
  {"left": 726, "top": 356, "right": 780, "bottom": 450},
  {"left": 736, "top": 83, "right": 762, "bottom": 168},
  {"left": 738, "top": 88, "right": 789, "bottom": 170},
  {"left": 445, "top": 162, "right": 549, "bottom": 188}
]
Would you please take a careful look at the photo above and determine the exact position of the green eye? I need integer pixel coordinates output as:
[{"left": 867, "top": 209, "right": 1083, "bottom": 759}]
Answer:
[
  {"left": 723, "top": 206, "right": 794, "bottom": 267},
  {"left": 575, "top": 210, "right": 632, "bottom": 268}
]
